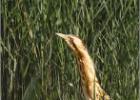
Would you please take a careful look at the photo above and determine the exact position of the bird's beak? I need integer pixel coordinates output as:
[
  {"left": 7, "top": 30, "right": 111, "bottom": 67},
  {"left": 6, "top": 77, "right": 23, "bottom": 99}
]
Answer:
[{"left": 56, "top": 33, "right": 68, "bottom": 40}]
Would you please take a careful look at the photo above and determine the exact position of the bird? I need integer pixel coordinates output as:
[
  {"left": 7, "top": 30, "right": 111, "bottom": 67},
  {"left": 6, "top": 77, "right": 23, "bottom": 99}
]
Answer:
[{"left": 56, "top": 33, "right": 110, "bottom": 100}]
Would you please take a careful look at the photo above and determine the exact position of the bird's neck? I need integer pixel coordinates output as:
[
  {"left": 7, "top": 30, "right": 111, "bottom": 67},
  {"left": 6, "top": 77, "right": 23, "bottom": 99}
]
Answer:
[
  {"left": 76, "top": 48, "right": 96, "bottom": 75},
  {"left": 77, "top": 49, "right": 92, "bottom": 63}
]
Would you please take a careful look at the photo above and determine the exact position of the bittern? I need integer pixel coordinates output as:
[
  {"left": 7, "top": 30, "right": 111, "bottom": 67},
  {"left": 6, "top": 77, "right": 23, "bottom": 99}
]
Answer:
[{"left": 56, "top": 33, "right": 110, "bottom": 100}]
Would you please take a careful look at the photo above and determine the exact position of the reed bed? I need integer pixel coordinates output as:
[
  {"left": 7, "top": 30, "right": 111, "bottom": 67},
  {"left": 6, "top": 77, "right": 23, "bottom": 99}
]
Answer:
[{"left": 1, "top": 0, "right": 139, "bottom": 100}]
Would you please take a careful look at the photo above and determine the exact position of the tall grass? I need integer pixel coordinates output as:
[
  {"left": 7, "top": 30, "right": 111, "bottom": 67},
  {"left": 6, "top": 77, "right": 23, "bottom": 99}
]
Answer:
[{"left": 1, "top": 0, "right": 139, "bottom": 100}]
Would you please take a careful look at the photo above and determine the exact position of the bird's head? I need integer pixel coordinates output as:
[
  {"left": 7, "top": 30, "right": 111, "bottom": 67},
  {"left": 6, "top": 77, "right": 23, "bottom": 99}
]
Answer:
[{"left": 56, "top": 33, "right": 87, "bottom": 54}]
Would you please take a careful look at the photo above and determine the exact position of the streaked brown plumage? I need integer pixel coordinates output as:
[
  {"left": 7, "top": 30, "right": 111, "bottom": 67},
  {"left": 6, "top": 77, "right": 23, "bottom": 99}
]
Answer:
[{"left": 56, "top": 33, "right": 110, "bottom": 100}]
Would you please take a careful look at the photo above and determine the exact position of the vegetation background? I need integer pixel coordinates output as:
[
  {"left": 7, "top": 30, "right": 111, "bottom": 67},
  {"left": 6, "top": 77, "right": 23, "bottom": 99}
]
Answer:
[{"left": 1, "top": 0, "right": 139, "bottom": 100}]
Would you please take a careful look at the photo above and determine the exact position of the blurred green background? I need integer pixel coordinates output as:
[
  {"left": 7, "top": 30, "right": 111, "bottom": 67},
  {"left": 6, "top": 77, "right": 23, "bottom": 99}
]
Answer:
[{"left": 1, "top": 0, "right": 139, "bottom": 100}]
